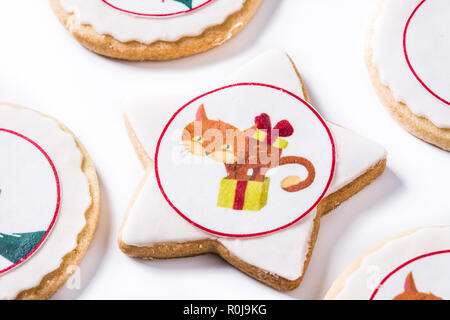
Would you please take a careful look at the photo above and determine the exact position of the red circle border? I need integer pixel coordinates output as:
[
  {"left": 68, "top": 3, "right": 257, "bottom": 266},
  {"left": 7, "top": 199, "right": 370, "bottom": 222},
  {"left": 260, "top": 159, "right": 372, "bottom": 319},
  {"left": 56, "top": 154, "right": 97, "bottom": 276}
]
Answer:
[
  {"left": 0, "top": 129, "right": 61, "bottom": 275},
  {"left": 403, "top": 0, "right": 450, "bottom": 105},
  {"left": 370, "top": 249, "right": 450, "bottom": 300},
  {"left": 154, "top": 83, "right": 336, "bottom": 238},
  {"left": 102, "top": 0, "right": 214, "bottom": 18}
]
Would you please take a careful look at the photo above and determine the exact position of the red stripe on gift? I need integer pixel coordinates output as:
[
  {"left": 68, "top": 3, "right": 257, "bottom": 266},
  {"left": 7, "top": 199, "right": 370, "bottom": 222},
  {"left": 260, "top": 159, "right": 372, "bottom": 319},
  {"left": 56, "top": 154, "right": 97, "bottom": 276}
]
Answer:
[{"left": 233, "top": 181, "right": 248, "bottom": 210}]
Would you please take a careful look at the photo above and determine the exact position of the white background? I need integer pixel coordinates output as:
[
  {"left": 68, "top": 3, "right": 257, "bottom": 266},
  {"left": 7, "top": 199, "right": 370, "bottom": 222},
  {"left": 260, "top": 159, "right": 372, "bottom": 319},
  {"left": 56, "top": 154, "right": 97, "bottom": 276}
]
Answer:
[{"left": 0, "top": 0, "right": 448, "bottom": 300}]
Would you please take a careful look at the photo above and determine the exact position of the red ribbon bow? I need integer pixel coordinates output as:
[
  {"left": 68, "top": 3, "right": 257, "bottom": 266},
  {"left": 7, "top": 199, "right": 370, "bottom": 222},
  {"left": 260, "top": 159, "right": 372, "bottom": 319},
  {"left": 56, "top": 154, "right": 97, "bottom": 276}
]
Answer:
[{"left": 254, "top": 113, "right": 294, "bottom": 145}]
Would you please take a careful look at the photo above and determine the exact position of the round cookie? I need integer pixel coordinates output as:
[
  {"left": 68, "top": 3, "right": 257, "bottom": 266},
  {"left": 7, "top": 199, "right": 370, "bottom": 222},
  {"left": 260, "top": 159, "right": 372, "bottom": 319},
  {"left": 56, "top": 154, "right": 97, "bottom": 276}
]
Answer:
[
  {"left": 49, "top": 0, "right": 262, "bottom": 61},
  {"left": 367, "top": 0, "right": 450, "bottom": 151},
  {"left": 325, "top": 226, "right": 450, "bottom": 300},
  {"left": 0, "top": 103, "right": 100, "bottom": 300}
]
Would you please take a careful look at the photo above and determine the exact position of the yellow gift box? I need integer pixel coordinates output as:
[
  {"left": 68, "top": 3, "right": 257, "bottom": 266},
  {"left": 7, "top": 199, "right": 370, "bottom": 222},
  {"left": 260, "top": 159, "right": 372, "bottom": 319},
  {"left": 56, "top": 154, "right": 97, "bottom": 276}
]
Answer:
[
  {"left": 272, "top": 137, "right": 288, "bottom": 149},
  {"left": 217, "top": 177, "right": 270, "bottom": 212},
  {"left": 251, "top": 129, "right": 288, "bottom": 149}
]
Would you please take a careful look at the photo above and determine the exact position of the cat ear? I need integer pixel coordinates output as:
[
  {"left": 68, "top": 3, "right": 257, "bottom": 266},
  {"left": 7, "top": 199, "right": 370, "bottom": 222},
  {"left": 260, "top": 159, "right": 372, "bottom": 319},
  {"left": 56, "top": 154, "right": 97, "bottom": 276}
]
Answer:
[
  {"left": 404, "top": 272, "right": 418, "bottom": 293},
  {"left": 243, "top": 125, "right": 256, "bottom": 137},
  {"left": 196, "top": 104, "right": 208, "bottom": 121}
]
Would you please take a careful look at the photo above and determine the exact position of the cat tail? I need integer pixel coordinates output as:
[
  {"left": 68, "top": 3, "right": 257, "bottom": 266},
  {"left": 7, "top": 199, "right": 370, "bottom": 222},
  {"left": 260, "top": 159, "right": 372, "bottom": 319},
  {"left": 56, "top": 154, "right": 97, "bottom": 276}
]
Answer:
[{"left": 279, "top": 156, "right": 316, "bottom": 192}]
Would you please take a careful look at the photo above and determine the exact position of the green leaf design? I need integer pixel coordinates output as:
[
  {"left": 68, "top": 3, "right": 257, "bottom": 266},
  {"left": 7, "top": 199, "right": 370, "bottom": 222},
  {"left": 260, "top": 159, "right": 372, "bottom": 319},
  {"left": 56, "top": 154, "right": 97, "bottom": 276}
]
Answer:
[
  {"left": 173, "top": 0, "right": 193, "bottom": 10},
  {"left": 0, "top": 231, "right": 46, "bottom": 264}
]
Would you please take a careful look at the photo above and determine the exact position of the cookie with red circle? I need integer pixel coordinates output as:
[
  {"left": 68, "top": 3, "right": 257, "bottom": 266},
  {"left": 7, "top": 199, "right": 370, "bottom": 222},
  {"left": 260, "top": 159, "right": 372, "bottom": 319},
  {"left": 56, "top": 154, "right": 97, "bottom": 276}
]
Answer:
[
  {"left": 367, "top": 0, "right": 450, "bottom": 151},
  {"left": 0, "top": 103, "right": 100, "bottom": 300},
  {"left": 326, "top": 226, "right": 450, "bottom": 300},
  {"left": 49, "top": 0, "right": 262, "bottom": 60},
  {"left": 118, "top": 50, "right": 387, "bottom": 291}
]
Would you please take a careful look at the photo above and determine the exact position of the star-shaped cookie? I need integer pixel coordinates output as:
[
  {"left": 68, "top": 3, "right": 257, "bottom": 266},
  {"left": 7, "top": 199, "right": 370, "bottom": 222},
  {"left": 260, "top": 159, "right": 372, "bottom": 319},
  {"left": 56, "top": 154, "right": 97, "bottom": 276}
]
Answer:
[{"left": 118, "top": 50, "right": 387, "bottom": 291}]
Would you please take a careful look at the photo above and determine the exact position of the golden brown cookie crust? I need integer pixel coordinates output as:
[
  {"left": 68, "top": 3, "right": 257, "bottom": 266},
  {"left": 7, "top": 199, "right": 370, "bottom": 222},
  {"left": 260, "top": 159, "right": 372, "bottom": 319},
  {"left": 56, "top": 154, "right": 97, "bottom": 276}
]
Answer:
[
  {"left": 1, "top": 103, "right": 101, "bottom": 300},
  {"left": 117, "top": 57, "right": 387, "bottom": 291},
  {"left": 49, "top": 0, "right": 262, "bottom": 61},
  {"left": 366, "top": 0, "right": 450, "bottom": 152}
]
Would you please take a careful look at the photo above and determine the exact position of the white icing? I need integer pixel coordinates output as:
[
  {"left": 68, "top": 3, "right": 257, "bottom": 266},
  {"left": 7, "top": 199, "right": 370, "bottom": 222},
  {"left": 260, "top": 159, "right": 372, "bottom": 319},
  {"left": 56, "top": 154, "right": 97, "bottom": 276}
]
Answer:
[
  {"left": 227, "top": 51, "right": 305, "bottom": 95},
  {"left": 121, "top": 50, "right": 386, "bottom": 280},
  {"left": 0, "top": 105, "right": 91, "bottom": 300},
  {"left": 372, "top": 0, "right": 450, "bottom": 128},
  {"left": 326, "top": 124, "right": 386, "bottom": 195},
  {"left": 332, "top": 227, "right": 450, "bottom": 300},
  {"left": 59, "top": 0, "right": 245, "bottom": 43},
  {"left": 219, "top": 213, "right": 317, "bottom": 280},
  {"left": 123, "top": 171, "right": 208, "bottom": 246}
]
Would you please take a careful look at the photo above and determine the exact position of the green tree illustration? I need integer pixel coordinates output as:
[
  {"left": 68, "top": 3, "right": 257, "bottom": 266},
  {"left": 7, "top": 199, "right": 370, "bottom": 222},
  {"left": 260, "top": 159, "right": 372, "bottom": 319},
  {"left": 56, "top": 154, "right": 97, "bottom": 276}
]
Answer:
[
  {"left": 173, "top": 0, "right": 193, "bottom": 10},
  {"left": 0, "top": 231, "right": 46, "bottom": 264}
]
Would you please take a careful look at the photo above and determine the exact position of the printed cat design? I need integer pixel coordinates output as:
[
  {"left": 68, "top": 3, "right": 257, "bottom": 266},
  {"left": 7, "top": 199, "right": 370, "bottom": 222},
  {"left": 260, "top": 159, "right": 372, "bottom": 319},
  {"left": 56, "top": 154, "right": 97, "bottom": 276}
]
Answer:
[
  {"left": 393, "top": 272, "right": 443, "bottom": 300},
  {"left": 182, "top": 104, "right": 315, "bottom": 193}
]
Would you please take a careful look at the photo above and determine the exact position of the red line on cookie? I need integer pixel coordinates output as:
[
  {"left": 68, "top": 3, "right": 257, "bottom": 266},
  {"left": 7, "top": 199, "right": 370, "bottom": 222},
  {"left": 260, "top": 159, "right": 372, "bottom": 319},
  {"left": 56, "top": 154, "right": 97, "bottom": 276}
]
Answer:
[
  {"left": 154, "top": 83, "right": 336, "bottom": 238},
  {"left": 233, "top": 180, "right": 248, "bottom": 211},
  {"left": 102, "top": 0, "right": 214, "bottom": 18},
  {"left": 403, "top": 0, "right": 450, "bottom": 105},
  {"left": 0, "top": 129, "right": 61, "bottom": 275},
  {"left": 370, "top": 249, "right": 450, "bottom": 300}
]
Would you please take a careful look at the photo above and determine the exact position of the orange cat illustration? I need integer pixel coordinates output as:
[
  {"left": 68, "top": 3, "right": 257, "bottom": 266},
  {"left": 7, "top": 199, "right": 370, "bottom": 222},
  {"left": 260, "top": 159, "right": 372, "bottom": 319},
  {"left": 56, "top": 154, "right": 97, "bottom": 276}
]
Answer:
[
  {"left": 393, "top": 272, "right": 443, "bottom": 300},
  {"left": 182, "top": 104, "right": 315, "bottom": 192}
]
